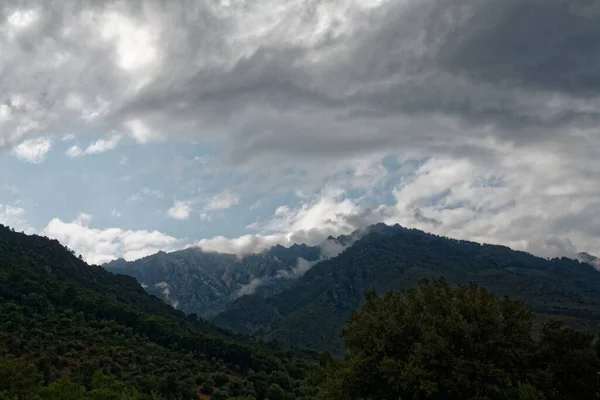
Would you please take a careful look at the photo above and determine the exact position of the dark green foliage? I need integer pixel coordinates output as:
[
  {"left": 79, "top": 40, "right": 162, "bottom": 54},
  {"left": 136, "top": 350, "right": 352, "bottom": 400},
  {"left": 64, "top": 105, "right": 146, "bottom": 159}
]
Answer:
[
  {"left": 532, "top": 320, "right": 600, "bottom": 399},
  {"left": 211, "top": 372, "right": 229, "bottom": 387},
  {"left": 0, "top": 365, "right": 141, "bottom": 400},
  {"left": 216, "top": 224, "right": 600, "bottom": 352},
  {"left": 201, "top": 379, "right": 214, "bottom": 395},
  {"left": 211, "top": 388, "right": 230, "bottom": 399},
  {"left": 3, "top": 222, "right": 600, "bottom": 399},
  {"left": 321, "top": 279, "right": 600, "bottom": 400},
  {"left": 213, "top": 294, "right": 283, "bottom": 335},
  {"left": 0, "top": 224, "right": 314, "bottom": 399},
  {"left": 0, "top": 358, "right": 42, "bottom": 398},
  {"left": 39, "top": 378, "right": 88, "bottom": 400},
  {"left": 264, "top": 384, "right": 286, "bottom": 400}
]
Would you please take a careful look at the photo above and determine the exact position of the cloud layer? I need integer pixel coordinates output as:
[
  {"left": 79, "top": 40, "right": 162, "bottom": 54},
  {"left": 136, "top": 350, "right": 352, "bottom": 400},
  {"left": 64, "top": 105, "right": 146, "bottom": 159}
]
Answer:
[
  {"left": 1, "top": 0, "right": 600, "bottom": 263},
  {"left": 3, "top": 0, "right": 599, "bottom": 158},
  {"left": 42, "top": 213, "right": 185, "bottom": 265}
]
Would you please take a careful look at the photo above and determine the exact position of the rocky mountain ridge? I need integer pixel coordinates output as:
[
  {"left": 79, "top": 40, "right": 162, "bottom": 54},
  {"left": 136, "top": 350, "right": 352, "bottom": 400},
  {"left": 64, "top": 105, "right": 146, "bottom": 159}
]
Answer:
[
  {"left": 213, "top": 224, "right": 600, "bottom": 352},
  {"left": 103, "top": 226, "right": 376, "bottom": 317}
]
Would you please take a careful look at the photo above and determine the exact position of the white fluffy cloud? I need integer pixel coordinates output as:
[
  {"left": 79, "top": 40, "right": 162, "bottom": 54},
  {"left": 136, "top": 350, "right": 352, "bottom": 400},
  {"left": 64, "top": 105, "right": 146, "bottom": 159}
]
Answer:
[
  {"left": 0, "top": 204, "right": 31, "bottom": 232},
  {"left": 42, "top": 213, "right": 186, "bottom": 264},
  {"left": 198, "top": 233, "right": 292, "bottom": 256},
  {"left": 198, "top": 187, "right": 381, "bottom": 255},
  {"left": 66, "top": 135, "right": 121, "bottom": 157},
  {"left": 10, "top": 137, "right": 52, "bottom": 163},
  {"left": 167, "top": 200, "right": 192, "bottom": 220},
  {"left": 198, "top": 150, "right": 600, "bottom": 260},
  {"left": 376, "top": 155, "right": 600, "bottom": 258},
  {"left": 164, "top": 190, "right": 240, "bottom": 222},
  {"left": 204, "top": 190, "right": 240, "bottom": 211}
]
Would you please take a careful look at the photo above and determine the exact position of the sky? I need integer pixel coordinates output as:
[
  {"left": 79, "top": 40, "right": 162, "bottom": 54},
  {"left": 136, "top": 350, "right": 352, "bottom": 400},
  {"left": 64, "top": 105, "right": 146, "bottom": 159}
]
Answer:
[{"left": 1, "top": 0, "right": 600, "bottom": 265}]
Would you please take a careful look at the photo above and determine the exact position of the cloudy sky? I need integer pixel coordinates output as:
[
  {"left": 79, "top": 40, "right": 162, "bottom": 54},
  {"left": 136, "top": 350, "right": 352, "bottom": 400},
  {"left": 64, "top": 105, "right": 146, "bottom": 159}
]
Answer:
[{"left": 1, "top": 0, "right": 599, "bottom": 264}]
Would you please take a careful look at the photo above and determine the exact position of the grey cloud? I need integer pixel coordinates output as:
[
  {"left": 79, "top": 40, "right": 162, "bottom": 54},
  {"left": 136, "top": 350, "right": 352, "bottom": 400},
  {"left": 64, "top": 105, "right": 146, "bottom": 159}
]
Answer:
[
  {"left": 437, "top": 0, "right": 600, "bottom": 96},
  {"left": 4, "top": 0, "right": 600, "bottom": 162},
  {"left": 3, "top": 0, "right": 600, "bottom": 262},
  {"left": 154, "top": 281, "right": 169, "bottom": 289},
  {"left": 338, "top": 206, "right": 395, "bottom": 230},
  {"left": 236, "top": 235, "right": 358, "bottom": 296},
  {"left": 577, "top": 252, "right": 600, "bottom": 271},
  {"left": 276, "top": 257, "right": 316, "bottom": 280},
  {"left": 234, "top": 277, "right": 265, "bottom": 298},
  {"left": 283, "top": 207, "right": 387, "bottom": 247},
  {"left": 276, "top": 233, "right": 361, "bottom": 280},
  {"left": 152, "top": 281, "right": 179, "bottom": 308},
  {"left": 319, "top": 239, "right": 347, "bottom": 259},
  {"left": 412, "top": 208, "right": 442, "bottom": 227},
  {"left": 550, "top": 202, "right": 600, "bottom": 237}
]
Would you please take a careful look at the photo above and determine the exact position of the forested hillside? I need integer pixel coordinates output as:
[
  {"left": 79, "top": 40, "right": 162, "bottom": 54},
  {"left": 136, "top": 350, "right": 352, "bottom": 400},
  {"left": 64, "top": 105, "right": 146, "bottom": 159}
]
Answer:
[
  {"left": 0, "top": 224, "right": 318, "bottom": 399},
  {"left": 1, "top": 223, "right": 599, "bottom": 399},
  {"left": 214, "top": 224, "right": 600, "bottom": 353}
]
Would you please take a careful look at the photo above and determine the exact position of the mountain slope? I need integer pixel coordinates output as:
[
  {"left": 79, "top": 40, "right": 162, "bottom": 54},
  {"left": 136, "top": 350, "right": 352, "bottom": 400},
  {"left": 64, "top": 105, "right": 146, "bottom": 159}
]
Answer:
[
  {"left": 0, "top": 224, "right": 318, "bottom": 399},
  {"left": 104, "top": 243, "right": 323, "bottom": 317},
  {"left": 103, "top": 224, "right": 401, "bottom": 320},
  {"left": 214, "top": 224, "right": 600, "bottom": 353}
]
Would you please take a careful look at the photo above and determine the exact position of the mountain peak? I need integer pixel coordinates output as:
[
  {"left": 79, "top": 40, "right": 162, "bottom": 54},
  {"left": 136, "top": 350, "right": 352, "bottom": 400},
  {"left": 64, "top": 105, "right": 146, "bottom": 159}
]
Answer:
[
  {"left": 577, "top": 252, "right": 599, "bottom": 269},
  {"left": 214, "top": 224, "right": 600, "bottom": 352}
]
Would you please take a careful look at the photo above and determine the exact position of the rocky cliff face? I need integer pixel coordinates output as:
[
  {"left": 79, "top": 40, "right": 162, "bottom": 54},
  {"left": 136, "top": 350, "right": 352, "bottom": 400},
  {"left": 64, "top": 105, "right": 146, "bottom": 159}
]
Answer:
[{"left": 104, "top": 243, "right": 326, "bottom": 317}]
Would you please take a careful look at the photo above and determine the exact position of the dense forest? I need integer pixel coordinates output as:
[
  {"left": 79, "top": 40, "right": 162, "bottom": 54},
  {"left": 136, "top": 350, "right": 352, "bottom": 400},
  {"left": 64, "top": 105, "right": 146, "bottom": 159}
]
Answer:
[
  {"left": 1, "top": 223, "right": 600, "bottom": 398},
  {"left": 0, "top": 224, "right": 318, "bottom": 399},
  {"left": 321, "top": 279, "right": 600, "bottom": 400},
  {"left": 215, "top": 223, "right": 600, "bottom": 353}
]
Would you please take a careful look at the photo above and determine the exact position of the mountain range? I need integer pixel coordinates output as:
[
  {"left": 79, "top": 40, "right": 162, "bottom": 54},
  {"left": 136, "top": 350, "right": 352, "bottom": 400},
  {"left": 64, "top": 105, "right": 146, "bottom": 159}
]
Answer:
[
  {"left": 103, "top": 222, "right": 600, "bottom": 354},
  {"left": 3, "top": 221, "right": 599, "bottom": 398},
  {"left": 104, "top": 230, "right": 363, "bottom": 317},
  {"left": 214, "top": 223, "right": 600, "bottom": 352}
]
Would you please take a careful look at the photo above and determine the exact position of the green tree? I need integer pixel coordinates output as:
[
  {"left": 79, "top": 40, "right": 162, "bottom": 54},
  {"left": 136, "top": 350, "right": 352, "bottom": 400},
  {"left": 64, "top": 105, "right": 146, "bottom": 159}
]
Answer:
[
  {"left": 201, "top": 379, "right": 215, "bottom": 395},
  {"left": 39, "top": 378, "right": 87, "bottom": 400},
  {"left": 211, "top": 388, "right": 230, "bottom": 400},
  {"left": 323, "top": 279, "right": 537, "bottom": 400},
  {"left": 211, "top": 372, "right": 229, "bottom": 387},
  {"left": 264, "top": 384, "right": 286, "bottom": 400},
  {"left": 88, "top": 371, "right": 140, "bottom": 400},
  {"left": 0, "top": 358, "right": 42, "bottom": 399},
  {"left": 532, "top": 320, "right": 600, "bottom": 399}
]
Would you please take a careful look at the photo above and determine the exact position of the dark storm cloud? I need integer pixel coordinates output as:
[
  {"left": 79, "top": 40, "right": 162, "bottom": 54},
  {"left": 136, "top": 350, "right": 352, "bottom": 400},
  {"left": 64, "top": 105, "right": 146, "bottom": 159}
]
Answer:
[
  {"left": 0, "top": 0, "right": 599, "bottom": 177},
  {"left": 437, "top": 0, "right": 600, "bottom": 95}
]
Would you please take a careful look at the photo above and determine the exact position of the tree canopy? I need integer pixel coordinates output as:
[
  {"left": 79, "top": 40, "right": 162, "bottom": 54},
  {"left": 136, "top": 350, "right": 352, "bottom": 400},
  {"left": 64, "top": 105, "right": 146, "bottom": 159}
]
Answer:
[
  {"left": 0, "top": 224, "right": 316, "bottom": 400},
  {"left": 322, "top": 279, "right": 600, "bottom": 400},
  {"left": 2, "top": 223, "right": 600, "bottom": 399}
]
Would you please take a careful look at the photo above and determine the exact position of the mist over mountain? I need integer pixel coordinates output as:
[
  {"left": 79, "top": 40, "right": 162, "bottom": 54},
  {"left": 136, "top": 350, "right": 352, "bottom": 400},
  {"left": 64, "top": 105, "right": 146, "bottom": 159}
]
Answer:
[
  {"left": 103, "top": 228, "right": 372, "bottom": 317},
  {"left": 103, "top": 221, "right": 600, "bottom": 354},
  {"left": 213, "top": 224, "right": 600, "bottom": 353},
  {"left": 577, "top": 252, "right": 600, "bottom": 270}
]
